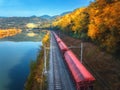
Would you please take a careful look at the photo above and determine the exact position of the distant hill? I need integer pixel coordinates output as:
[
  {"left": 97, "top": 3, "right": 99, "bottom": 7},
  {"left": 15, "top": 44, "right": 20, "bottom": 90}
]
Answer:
[
  {"left": 0, "top": 11, "right": 71, "bottom": 29},
  {"left": 40, "top": 15, "right": 52, "bottom": 20},
  {"left": 40, "top": 11, "right": 71, "bottom": 20},
  {"left": 0, "top": 17, "right": 48, "bottom": 29},
  {"left": 60, "top": 11, "right": 71, "bottom": 16}
]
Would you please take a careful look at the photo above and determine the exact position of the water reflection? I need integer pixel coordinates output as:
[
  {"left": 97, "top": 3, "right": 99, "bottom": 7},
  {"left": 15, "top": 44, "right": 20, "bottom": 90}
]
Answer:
[{"left": 0, "top": 41, "right": 41, "bottom": 90}]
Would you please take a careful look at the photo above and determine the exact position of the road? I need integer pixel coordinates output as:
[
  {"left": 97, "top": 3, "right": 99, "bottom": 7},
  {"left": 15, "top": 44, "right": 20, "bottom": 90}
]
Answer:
[{"left": 48, "top": 32, "right": 75, "bottom": 90}]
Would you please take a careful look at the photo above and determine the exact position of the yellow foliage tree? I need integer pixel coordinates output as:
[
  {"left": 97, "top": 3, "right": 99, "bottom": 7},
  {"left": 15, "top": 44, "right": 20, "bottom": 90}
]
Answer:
[{"left": 88, "top": 0, "right": 120, "bottom": 53}]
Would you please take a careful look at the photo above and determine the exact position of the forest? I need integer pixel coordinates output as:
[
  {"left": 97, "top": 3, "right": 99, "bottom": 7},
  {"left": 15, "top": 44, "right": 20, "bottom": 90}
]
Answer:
[{"left": 52, "top": 0, "right": 120, "bottom": 57}]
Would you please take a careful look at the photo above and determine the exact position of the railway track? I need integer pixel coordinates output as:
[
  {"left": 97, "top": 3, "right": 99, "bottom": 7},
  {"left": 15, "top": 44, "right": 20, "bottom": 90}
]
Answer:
[
  {"left": 52, "top": 32, "right": 96, "bottom": 90},
  {"left": 53, "top": 47, "right": 62, "bottom": 90},
  {"left": 54, "top": 31, "right": 119, "bottom": 90},
  {"left": 48, "top": 32, "right": 75, "bottom": 90},
  {"left": 83, "top": 59, "right": 111, "bottom": 90}
]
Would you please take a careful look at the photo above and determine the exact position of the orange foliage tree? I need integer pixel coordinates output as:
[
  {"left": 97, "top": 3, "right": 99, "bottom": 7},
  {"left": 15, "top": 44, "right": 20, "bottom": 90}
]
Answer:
[
  {"left": 88, "top": 0, "right": 120, "bottom": 54},
  {"left": 52, "top": 0, "right": 120, "bottom": 55}
]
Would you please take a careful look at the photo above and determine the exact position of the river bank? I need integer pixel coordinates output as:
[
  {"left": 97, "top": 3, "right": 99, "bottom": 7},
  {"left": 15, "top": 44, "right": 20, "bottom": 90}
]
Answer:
[
  {"left": 0, "top": 30, "right": 46, "bottom": 42},
  {"left": 25, "top": 31, "right": 50, "bottom": 90},
  {"left": 0, "top": 29, "right": 47, "bottom": 90}
]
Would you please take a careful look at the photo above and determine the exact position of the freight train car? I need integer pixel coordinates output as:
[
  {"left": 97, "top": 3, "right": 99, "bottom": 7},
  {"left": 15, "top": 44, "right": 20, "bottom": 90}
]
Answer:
[
  {"left": 53, "top": 32, "right": 68, "bottom": 53},
  {"left": 64, "top": 50, "right": 95, "bottom": 90},
  {"left": 52, "top": 32, "right": 95, "bottom": 90}
]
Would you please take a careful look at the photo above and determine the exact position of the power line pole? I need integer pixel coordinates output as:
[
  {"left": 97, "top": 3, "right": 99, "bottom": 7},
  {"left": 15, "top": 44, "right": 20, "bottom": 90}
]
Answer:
[
  {"left": 44, "top": 46, "right": 47, "bottom": 74},
  {"left": 80, "top": 42, "right": 83, "bottom": 63},
  {"left": 68, "top": 43, "right": 83, "bottom": 63}
]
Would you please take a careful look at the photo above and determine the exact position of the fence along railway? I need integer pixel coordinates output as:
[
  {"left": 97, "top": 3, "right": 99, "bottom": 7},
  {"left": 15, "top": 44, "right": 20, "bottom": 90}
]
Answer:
[{"left": 48, "top": 31, "right": 95, "bottom": 90}]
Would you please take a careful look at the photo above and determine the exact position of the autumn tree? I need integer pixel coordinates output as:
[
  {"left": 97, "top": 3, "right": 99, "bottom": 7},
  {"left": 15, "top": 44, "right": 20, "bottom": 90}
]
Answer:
[
  {"left": 88, "top": 0, "right": 120, "bottom": 54},
  {"left": 52, "top": 0, "right": 120, "bottom": 56},
  {"left": 52, "top": 8, "right": 90, "bottom": 40}
]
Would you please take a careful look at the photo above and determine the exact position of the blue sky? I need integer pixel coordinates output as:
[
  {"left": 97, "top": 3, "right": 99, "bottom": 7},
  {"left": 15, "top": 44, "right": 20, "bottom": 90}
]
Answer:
[{"left": 0, "top": 0, "right": 93, "bottom": 17}]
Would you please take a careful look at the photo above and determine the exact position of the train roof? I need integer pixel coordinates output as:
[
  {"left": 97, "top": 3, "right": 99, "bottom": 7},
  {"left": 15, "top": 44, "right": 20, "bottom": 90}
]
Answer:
[{"left": 64, "top": 50, "right": 95, "bottom": 82}]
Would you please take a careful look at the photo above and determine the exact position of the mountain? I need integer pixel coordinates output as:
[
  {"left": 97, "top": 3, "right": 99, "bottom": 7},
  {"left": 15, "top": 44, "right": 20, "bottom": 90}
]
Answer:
[
  {"left": 40, "top": 15, "right": 52, "bottom": 20},
  {"left": 0, "top": 17, "right": 48, "bottom": 29},
  {"left": 40, "top": 11, "right": 71, "bottom": 20},
  {"left": 0, "top": 11, "right": 71, "bottom": 29},
  {"left": 60, "top": 11, "right": 71, "bottom": 16}
]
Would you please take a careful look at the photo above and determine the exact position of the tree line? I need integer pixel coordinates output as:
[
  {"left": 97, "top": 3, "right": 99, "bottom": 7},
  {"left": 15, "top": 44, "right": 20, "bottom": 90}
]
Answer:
[
  {"left": 52, "top": 0, "right": 120, "bottom": 57},
  {"left": 0, "top": 28, "right": 22, "bottom": 38}
]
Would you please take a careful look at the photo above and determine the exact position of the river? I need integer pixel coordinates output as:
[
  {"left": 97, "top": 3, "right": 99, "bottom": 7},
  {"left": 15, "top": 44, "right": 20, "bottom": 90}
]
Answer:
[{"left": 0, "top": 41, "right": 42, "bottom": 90}]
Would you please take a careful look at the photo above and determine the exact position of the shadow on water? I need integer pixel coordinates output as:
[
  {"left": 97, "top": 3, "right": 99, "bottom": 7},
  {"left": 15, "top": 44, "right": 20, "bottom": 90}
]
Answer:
[{"left": 6, "top": 48, "right": 38, "bottom": 90}]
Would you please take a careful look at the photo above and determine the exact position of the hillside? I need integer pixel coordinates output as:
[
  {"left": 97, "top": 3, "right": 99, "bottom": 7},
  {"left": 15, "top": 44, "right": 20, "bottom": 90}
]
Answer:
[
  {"left": 52, "top": 0, "right": 120, "bottom": 89},
  {"left": 55, "top": 31, "right": 120, "bottom": 90},
  {"left": 40, "top": 11, "right": 71, "bottom": 20},
  {"left": 52, "top": 0, "right": 120, "bottom": 58},
  {"left": 0, "top": 17, "right": 48, "bottom": 29},
  {"left": 0, "top": 11, "right": 71, "bottom": 30}
]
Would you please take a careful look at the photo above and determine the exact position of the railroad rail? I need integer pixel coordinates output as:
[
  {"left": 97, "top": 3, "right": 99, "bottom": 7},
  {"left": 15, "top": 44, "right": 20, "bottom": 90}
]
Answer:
[
  {"left": 83, "top": 58, "right": 111, "bottom": 90},
  {"left": 52, "top": 31, "right": 95, "bottom": 90},
  {"left": 53, "top": 46, "right": 62, "bottom": 89},
  {"left": 48, "top": 32, "right": 75, "bottom": 90}
]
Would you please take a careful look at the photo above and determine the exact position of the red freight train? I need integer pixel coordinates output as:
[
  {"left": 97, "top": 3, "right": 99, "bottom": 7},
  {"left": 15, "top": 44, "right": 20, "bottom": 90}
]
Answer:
[
  {"left": 64, "top": 50, "right": 95, "bottom": 90},
  {"left": 53, "top": 32, "right": 68, "bottom": 53},
  {"left": 53, "top": 32, "right": 95, "bottom": 90}
]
